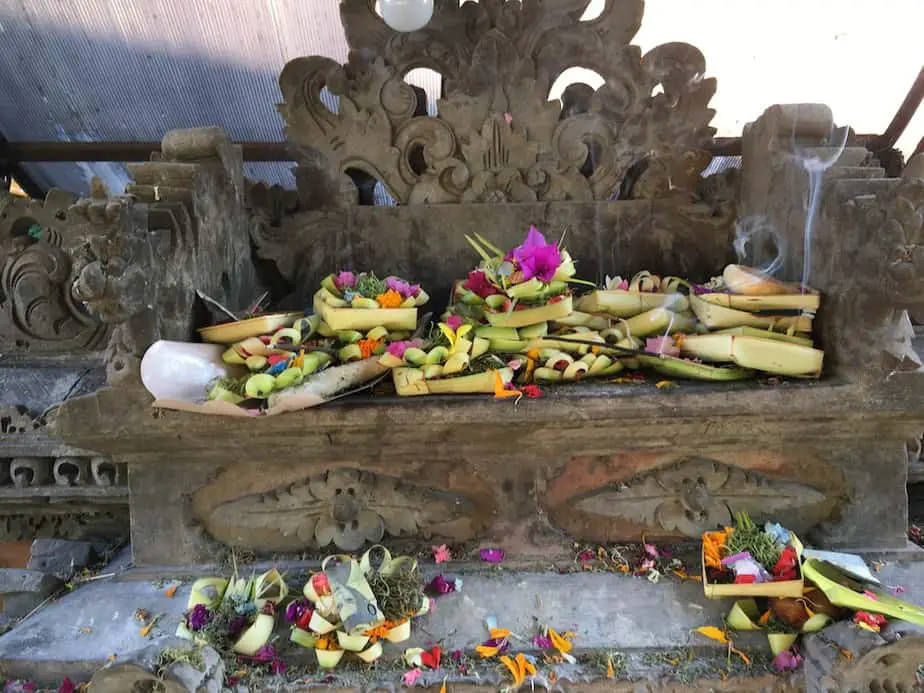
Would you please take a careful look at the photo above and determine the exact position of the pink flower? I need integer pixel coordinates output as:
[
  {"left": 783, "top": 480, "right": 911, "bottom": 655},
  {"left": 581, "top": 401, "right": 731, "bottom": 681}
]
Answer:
[
  {"left": 446, "top": 315, "right": 462, "bottom": 331},
  {"left": 503, "top": 113, "right": 513, "bottom": 125},
  {"left": 480, "top": 548, "right": 505, "bottom": 563},
  {"left": 644, "top": 543, "right": 659, "bottom": 558},
  {"left": 533, "top": 634, "right": 553, "bottom": 649},
  {"left": 433, "top": 544, "right": 452, "bottom": 564},
  {"left": 387, "top": 339, "right": 421, "bottom": 358},
  {"left": 334, "top": 271, "right": 356, "bottom": 290},
  {"left": 645, "top": 336, "right": 680, "bottom": 357},
  {"left": 463, "top": 270, "right": 498, "bottom": 298},
  {"left": 772, "top": 649, "right": 803, "bottom": 672},
  {"left": 511, "top": 226, "right": 562, "bottom": 282},
  {"left": 891, "top": 585, "right": 906, "bottom": 595},
  {"left": 403, "top": 668, "right": 422, "bottom": 686},
  {"left": 578, "top": 549, "right": 595, "bottom": 562}
]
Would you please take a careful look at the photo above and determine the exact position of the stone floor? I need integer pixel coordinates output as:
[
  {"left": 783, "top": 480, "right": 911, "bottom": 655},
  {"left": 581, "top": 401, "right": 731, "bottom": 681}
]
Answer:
[{"left": 0, "top": 546, "right": 923, "bottom": 691}]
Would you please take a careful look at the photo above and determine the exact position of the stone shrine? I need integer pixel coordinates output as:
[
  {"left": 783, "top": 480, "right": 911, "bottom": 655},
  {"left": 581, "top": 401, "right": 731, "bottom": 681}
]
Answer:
[{"left": 0, "top": 0, "right": 921, "bottom": 571}]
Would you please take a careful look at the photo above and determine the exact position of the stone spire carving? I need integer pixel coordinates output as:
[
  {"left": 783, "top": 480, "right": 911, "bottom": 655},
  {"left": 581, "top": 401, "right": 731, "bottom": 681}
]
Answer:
[{"left": 279, "top": 0, "right": 718, "bottom": 205}]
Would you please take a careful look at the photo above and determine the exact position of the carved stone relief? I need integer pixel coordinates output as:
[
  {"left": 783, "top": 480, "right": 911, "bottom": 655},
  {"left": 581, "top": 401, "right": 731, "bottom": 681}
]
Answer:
[
  {"left": 573, "top": 457, "right": 828, "bottom": 537},
  {"left": 193, "top": 467, "right": 478, "bottom": 553},
  {"left": 0, "top": 190, "right": 108, "bottom": 353},
  {"left": 280, "top": 0, "right": 718, "bottom": 207},
  {"left": 0, "top": 511, "right": 129, "bottom": 542},
  {"left": 65, "top": 128, "right": 260, "bottom": 382}
]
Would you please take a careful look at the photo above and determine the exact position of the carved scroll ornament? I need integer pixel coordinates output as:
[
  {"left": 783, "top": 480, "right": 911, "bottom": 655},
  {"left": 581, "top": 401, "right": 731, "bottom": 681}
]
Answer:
[
  {"left": 0, "top": 191, "right": 108, "bottom": 353},
  {"left": 279, "top": 0, "right": 718, "bottom": 205}
]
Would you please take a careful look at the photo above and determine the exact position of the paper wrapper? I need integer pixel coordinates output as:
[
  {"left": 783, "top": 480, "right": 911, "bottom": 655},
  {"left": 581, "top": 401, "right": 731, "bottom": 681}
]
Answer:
[{"left": 140, "top": 340, "right": 389, "bottom": 417}]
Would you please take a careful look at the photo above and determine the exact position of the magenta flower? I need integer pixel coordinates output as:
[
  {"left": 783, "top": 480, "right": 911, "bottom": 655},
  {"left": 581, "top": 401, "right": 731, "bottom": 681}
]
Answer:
[
  {"left": 187, "top": 604, "right": 211, "bottom": 630},
  {"left": 253, "top": 645, "right": 276, "bottom": 664},
  {"left": 773, "top": 649, "right": 803, "bottom": 672},
  {"left": 480, "top": 548, "right": 505, "bottom": 563},
  {"left": 511, "top": 226, "right": 562, "bottom": 282},
  {"left": 271, "top": 658, "right": 287, "bottom": 676},
  {"left": 446, "top": 315, "right": 463, "bottom": 331},
  {"left": 533, "top": 634, "right": 553, "bottom": 649},
  {"left": 463, "top": 270, "right": 498, "bottom": 298},
  {"left": 56, "top": 680, "right": 76, "bottom": 693},
  {"left": 425, "top": 575, "right": 457, "bottom": 595},
  {"left": 334, "top": 271, "right": 356, "bottom": 290},
  {"left": 645, "top": 336, "right": 680, "bottom": 357},
  {"left": 387, "top": 339, "right": 421, "bottom": 358},
  {"left": 228, "top": 615, "right": 248, "bottom": 637}
]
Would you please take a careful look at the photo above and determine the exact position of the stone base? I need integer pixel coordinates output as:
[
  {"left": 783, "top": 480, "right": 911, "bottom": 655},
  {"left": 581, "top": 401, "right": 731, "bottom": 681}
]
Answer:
[{"left": 2, "top": 559, "right": 924, "bottom": 691}]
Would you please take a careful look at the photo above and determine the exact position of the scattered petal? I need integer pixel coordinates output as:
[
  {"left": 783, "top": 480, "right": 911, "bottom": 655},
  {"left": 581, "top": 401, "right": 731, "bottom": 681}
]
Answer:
[
  {"left": 402, "top": 668, "right": 422, "bottom": 686},
  {"left": 446, "top": 315, "right": 462, "bottom": 331},
  {"left": 773, "top": 649, "right": 803, "bottom": 672},
  {"left": 694, "top": 626, "right": 729, "bottom": 644},
  {"left": 164, "top": 584, "right": 178, "bottom": 598},
  {"left": 655, "top": 380, "right": 676, "bottom": 389},
  {"left": 480, "top": 548, "right": 505, "bottom": 563},
  {"left": 56, "top": 680, "right": 76, "bottom": 693},
  {"left": 890, "top": 585, "right": 906, "bottom": 595},
  {"left": 432, "top": 545, "right": 452, "bottom": 564}
]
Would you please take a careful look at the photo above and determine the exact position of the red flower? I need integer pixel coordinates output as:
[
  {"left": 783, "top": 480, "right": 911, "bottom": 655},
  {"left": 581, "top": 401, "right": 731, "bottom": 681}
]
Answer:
[
  {"left": 463, "top": 271, "right": 498, "bottom": 298},
  {"left": 521, "top": 384, "right": 542, "bottom": 399},
  {"left": 420, "top": 646, "right": 442, "bottom": 669}
]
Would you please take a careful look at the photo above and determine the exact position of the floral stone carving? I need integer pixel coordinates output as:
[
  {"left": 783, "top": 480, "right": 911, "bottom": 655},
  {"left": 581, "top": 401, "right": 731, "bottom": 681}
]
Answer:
[
  {"left": 573, "top": 457, "right": 827, "bottom": 537},
  {"left": 279, "top": 0, "right": 718, "bottom": 205},
  {"left": 193, "top": 468, "right": 477, "bottom": 552}
]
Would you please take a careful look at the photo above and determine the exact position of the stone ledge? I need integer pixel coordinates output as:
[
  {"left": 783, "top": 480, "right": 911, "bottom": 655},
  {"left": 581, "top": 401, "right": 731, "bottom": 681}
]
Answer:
[{"left": 52, "top": 377, "right": 924, "bottom": 461}]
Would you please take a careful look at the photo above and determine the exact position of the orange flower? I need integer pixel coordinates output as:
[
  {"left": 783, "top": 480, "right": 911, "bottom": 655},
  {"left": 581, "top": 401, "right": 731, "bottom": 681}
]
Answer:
[
  {"left": 548, "top": 628, "right": 573, "bottom": 654},
  {"left": 365, "top": 619, "right": 402, "bottom": 642},
  {"left": 316, "top": 635, "right": 341, "bottom": 651},
  {"left": 375, "top": 289, "right": 403, "bottom": 308},
  {"left": 358, "top": 338, "right": 382, "bottom": 359}
]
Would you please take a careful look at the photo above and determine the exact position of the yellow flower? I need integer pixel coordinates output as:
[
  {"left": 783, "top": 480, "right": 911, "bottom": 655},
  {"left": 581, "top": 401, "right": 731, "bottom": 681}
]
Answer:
[{"left": 438, "top": 322, "right": 473, "bottom": 353}]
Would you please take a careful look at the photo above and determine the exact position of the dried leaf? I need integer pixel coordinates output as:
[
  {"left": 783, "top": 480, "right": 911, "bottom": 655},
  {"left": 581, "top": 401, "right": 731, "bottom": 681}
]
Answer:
[
  {"left": 655, "top": 380, "right": 676, "bottom": 389},
  {"left": 139, "top": 624, "right": 154, "bottom": 637},
  {"left": 694, "top": 626, "right": 729, "bottom": 644}
]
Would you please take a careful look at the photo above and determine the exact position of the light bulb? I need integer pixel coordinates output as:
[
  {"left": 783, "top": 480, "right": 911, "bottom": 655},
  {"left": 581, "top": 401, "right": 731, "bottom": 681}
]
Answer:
[{"left": 379, "top": 0, "right": 433, "bottom": 32}]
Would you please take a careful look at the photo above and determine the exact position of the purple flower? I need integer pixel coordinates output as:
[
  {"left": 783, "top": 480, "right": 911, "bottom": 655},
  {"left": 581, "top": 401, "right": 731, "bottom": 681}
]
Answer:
[
  {"left": 253, "top": 645, "right": 276, "bottom": 664},
  {"left": 690, "top": 283, "right": 711, "bottom": 295},
  {"left": 511, "top": 226, "right": 562, "bottom": 283},
  {"left": 446, "top": 315, "right": 462, "bottom": 331},
  {"left": 285, "top": 599, "right": 310, "bottom": 624},
  {"left": 187, "top": 604, "right": 212, "bottom": 631},
  {"left": 773, "top": 649, "right": 803, "bottom": 672},
  {"left": 334, "top": 271, "right": 356, "bottom": 290},
  {"left": 386, "top": 276, "right": 420, "bottom": 298},
  {"left": 425, "top": 575, "right": 457, "bottom": 596},
  {"left": 271, "top": 658, "right": 287, "bottom": 676},
  {"left": 480, "top": 548, "right": 505, "bottom": 563},
  {"left": 533, "top": 635, "right": 553, "bottom": 649}
]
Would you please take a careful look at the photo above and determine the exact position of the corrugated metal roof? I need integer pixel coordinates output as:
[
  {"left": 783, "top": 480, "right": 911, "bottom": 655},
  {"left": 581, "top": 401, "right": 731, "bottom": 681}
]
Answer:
[{"left": 0, "top": 0, "right": 440, "bottom": 196}]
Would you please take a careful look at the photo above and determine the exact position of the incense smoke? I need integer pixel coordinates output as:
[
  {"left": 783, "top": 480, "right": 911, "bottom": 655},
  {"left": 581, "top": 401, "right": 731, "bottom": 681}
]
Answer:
[
  {"left": 733, "top": 215, "right": 787, "bottom": 277},
  {"left": 790, "top": 123, "right": 850, "bottom": 292}
]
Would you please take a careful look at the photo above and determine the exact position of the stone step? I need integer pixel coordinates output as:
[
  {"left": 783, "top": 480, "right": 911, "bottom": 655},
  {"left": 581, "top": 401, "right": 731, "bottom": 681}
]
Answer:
[{"left": 1, "top": 560, "right": 923, "bottom": 691}]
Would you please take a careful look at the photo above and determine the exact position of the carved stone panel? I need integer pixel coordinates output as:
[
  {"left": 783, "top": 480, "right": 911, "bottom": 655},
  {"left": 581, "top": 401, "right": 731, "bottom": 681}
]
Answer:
[
  {"left": 193, "top": 467, "right": 481, "bottom": 553},
  {"left": 572, "top": 457, "right": 827, "bottom": 538},
  {"left": 0, "top": 190, "right": 108, "bottom": 354},
  {"left": 280, "top": 0, "right": 718, "bottom": 206}
]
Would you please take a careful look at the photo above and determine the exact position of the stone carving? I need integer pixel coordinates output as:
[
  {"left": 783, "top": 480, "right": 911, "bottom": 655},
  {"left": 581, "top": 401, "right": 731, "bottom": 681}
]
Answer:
[
  {"left": 67, "top": 128, "right": 260, "bottom": 382},
  {"left": 279, "top": 0, "right": 718, "bottom": 206},
  {"left": 0, "top": 404, "right": 39, "bottom": 436},
  {"left": 573, "top": 457, "right": 827, "bottom": 537},
  {"left": 825, "top": 174, "right": 924, "bottom": 374},
  {"left": 0, "top": 510, "right": 129, "bottom": 542},
  {"left": 0, "top": 456, "right": 126, "bottom": 489},
  {"left": 0, "top": 189, "right": 108, "bottom": 353},
  {"left": 194, "top": 467, "right": 476, "bottom": 552}
]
